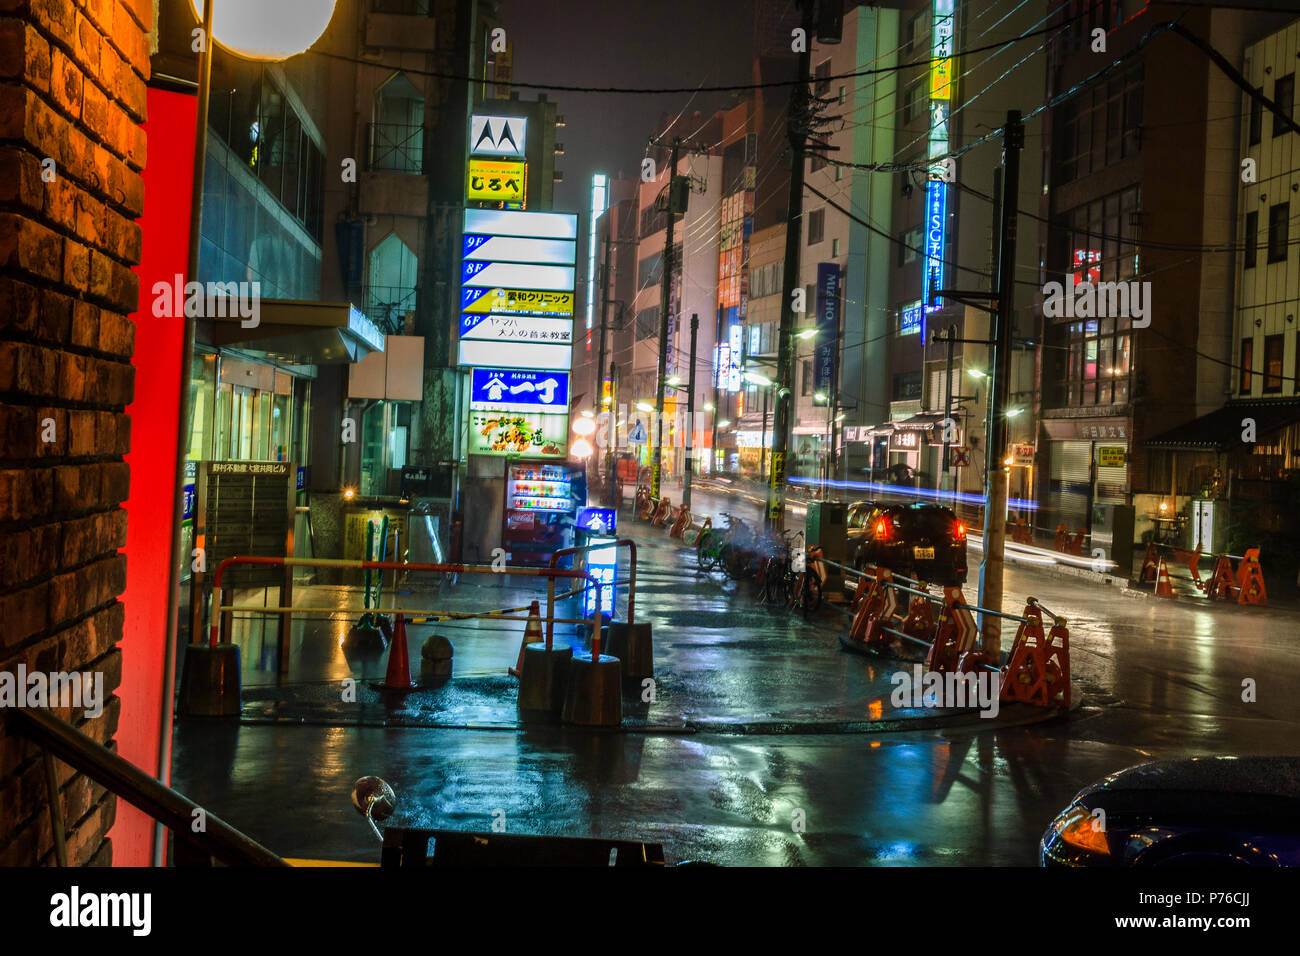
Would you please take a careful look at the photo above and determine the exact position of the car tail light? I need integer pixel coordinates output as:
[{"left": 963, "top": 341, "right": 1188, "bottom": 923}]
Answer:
[
  {"left": 954, "top": 521, "right": 965, "bottom": 539},
  {"left": 875, "top": 518, "right": 892, "bottom": 540}
]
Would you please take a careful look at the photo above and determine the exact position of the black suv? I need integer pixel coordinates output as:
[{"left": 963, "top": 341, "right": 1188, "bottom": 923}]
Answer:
[{"left": 850, "top": 502, "right": 968, "bottom": 585}]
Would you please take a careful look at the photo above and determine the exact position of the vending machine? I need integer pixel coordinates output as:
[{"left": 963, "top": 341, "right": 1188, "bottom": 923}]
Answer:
[{"left": 502, "top": 460, "right": 588, "bottom": 565}]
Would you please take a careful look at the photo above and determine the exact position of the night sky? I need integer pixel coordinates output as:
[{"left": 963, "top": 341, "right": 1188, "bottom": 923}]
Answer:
[{"left": 497, "top": 0, "right": 768, "bottom": 213}]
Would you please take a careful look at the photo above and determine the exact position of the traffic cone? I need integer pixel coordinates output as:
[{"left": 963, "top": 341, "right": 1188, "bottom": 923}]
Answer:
[
  {"left": 509, "top": 600, "right": 545, "bottom": 677},
  {"left": 1154, "top": 557, "right": 1175, "bottom": 599},
  {"left": 376, "top": 614, "right": 416, "bottom": 691}
]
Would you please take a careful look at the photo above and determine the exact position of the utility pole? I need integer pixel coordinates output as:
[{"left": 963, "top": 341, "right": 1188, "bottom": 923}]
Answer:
[
  {"left": 766, "top": 0, "right": 815, "bottom": 531},
  {"left": 684, "top": 313, "right": 698, "bottom": 508},
  {"left": 977, "top": 110, "right": 1023, "bottom": 662},
  {"left": 941, "top": 323, "right": 956, "bottom": 504},
  {"left": 596, "top": 213, "right": 613, "bottom": 496},
  {"left": 606, "top": 358, "right": 617, "bottom": 506},
  {"left": 652, "top": 136, "right": 681, "bottom": 501},
  {"left": 760, "top": 388, "right": 769, "bottom": 482}
]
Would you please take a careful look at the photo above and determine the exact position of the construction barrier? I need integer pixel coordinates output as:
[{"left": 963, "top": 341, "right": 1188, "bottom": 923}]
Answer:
[
  {"left": 668, "top": 504, "right": 692, "bottom": 539},
  {"left": 186, "top": 556, "right": 604, "bottom": 718},
  {"left": 1142, "top": 541, "right": 1267, "bottom": 606},
  {"left": 1000, "top": 600, "right": 1070, "bottom": 709},
  {"left": 1054, "top": 524, "right": 1086, "bottom": 556}
]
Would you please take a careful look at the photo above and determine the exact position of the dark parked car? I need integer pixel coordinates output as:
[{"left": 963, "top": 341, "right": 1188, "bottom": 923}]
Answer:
[
  {"left": 849, "top": 502, "right": 967, "bottom": 585},
  {"left": 1041, "top": 756, "right": 1300, "bottom": 867}
]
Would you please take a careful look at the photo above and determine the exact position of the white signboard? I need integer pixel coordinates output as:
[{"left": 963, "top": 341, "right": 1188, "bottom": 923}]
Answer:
[
  {"left": 470, "top": 115, "right": 528, "bottom": 158},
  {"left": 460, "top": 313, "right": 574, "bottom": 344},
  {"left": 464, "top": 209, "right": 578, "bottom": 240},
  {"left": 459, "top": 339, "right": 571, "bottom": 371}
]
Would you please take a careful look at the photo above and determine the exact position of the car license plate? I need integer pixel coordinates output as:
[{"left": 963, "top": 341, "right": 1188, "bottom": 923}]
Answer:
[{"left": 913, "top": 546, "right": 935, "bottom": 560}]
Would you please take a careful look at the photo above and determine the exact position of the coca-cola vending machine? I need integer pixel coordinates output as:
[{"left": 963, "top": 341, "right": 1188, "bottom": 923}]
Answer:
[{"left": 502, "top": 459, "right": 587, "bottom": 566}]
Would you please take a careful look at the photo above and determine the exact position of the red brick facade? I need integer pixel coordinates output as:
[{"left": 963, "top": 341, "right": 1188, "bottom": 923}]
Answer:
[{"left": 0, "top": 0, "right": 150, "bottom": 866}]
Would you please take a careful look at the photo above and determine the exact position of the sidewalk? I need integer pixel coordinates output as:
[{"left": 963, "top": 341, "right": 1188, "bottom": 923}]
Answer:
[{"left": 218, "top": 511, "right": 1072, "bottom": 734}]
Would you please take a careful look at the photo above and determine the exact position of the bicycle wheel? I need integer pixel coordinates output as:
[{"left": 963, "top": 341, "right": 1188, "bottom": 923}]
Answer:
[
  {"left": 724, "top": 545, "right": 750, "bottom": 581},
  {"left": 787, "top": 571, "right": 805, "bottom": 609},
  {"left": 801, "top": 575, "right": 823, "bottom": 615},
  {"left": 759, "top": 556, "right": 780, "bottom": 600},
  {"left": 752, "top": 558, "right": 768, "bottom": 601}
]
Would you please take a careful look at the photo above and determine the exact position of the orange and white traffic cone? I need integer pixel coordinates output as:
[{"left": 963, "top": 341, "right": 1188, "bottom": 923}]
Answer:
[
  {"left": 1154, "top": 556, "right": 1175, "bottom": 599},
  {"left": 508, "top": 600, "right": 545, "bottom": 677},
  {"left": 376, "top": 614, "right": 416, "bottom": 691}
]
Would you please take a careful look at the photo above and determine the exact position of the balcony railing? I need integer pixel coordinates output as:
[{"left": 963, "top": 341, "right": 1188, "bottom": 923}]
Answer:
[{"left": 368, "top": 122, "right": 424, "bottom": 174}]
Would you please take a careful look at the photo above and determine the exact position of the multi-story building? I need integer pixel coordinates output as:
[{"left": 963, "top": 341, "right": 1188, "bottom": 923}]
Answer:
[
  {"left": 798, "top": 3, "right": 901, "bottom": 482},
  {"left": 1146, "top": 13, "right": 1300, "bottom": 563},
  {"left": 1040, "top": 1, "right": 1288, "bottom": 544}
]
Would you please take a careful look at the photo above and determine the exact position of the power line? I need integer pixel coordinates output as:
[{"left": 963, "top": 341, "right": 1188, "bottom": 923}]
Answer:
[{"left": 310, "top": 20, "right": 1071, "bottom": 96}]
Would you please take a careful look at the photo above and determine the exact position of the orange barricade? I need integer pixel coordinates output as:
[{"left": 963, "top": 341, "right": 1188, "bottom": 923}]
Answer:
[
  {"left": 854, "top": 568, "right": 896, "bottom": 646},
  {"left": 1205, "top": 554, "right": 1237, "bottom": 601},
  {"left": 668, "top": 504, "right": 691, "bottom": 539},
  {"left": 925, "top": 587, "right": 978, "bottom": 675},
  {"left": 650, "top": 496, "right": 672, "bottom": 527},
  {"left": 899, "top": 592, "right": 936, "bottom": 645},
  {"left": 1235, "top": 548, "right": 1267, "bottom": 606},
  {"left": 1138, "top": 542, "right": 1159, "bottom": 584},
  {"left": 1000, "top": 604, "right": 1070, "bottom": 709}
]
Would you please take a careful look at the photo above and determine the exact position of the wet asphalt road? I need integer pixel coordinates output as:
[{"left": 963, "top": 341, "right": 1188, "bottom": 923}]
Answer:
[{"left": 170, "top": 485, "right": 1300, "bottom": 866}]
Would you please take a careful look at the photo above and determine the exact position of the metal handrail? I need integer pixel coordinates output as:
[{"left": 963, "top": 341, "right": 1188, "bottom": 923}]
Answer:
[
  {"left": 7, "top": 707, "right": 288, "bottom": 867},
  {"left": 548, "top": 538, "right": 638, "bottom": 631}
]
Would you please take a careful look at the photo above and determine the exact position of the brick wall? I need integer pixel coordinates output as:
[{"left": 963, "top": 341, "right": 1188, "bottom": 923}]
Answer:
[{"left": 0, "top": 0, "right": 151, "bottom": 866}]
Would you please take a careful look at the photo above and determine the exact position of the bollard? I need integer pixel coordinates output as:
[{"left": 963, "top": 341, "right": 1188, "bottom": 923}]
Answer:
[
  {"left": 560, "top": 626, "right": 621, "bottom": 727},
  {"left": 420, "top": 634, "right": 453, "bottom": 684},
  {"left": 518, "top": 641, "right": 573, "bottom": 720},
  {"left": 606, "top": 621, "right": 653, "bottom": 679},
  {"left": 177, "top": 643, "right": 242, "bottom": 717}
]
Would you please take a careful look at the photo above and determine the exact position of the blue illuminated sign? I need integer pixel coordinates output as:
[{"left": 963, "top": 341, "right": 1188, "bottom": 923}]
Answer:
[
  {"left": 583, "top": 537, "right": 618, "bottom": 620},
  {"left": 577, "top": 507, "right": 617, "bottom": 534},
  {"left": 922, "top": 179, "right": 947, "bottom": 318},
  {"left": 814, "top": 263, "right": 841, "bottom": 398},
  {"left": 470, "top": 368, "right": 569, "bottom": 409},
  {"left": 901, "top": 302, "right": 922, "bottom": 336}
]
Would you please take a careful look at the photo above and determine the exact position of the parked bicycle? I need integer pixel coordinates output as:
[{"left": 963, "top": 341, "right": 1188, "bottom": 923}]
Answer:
[
  {"left": 787, "top": 543, "right": 826, "bottom": 615},
  {"left": 697, "top": 512, "right": 745, "bottom": 573}
]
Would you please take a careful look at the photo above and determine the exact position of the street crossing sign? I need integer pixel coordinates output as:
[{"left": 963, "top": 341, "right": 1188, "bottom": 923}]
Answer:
[{"left": 628, "top": 419, "right": 647, "bottom": 445}]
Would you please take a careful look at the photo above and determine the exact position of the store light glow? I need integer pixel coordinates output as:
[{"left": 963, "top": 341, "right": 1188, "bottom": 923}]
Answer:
[
  {"left": 189, "top": 0, "right": 338, "bottom": 61},
  {"left": 571, "top": 437, "right": 594, "bottom": 458},
  {"left": 572, "top": 417, "right": 596, "bottom": 436},
  {"left": 586, "top": 173, "right": 608, "bottom": 331}
]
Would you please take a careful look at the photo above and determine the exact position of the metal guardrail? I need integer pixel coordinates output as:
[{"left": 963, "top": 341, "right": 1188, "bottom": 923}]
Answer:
[
  {"left": 7, "top": 707, "right": 287, "bottom": 867},
  {"left": 210, "top": 556, "right": 603, "bottom": 649}
]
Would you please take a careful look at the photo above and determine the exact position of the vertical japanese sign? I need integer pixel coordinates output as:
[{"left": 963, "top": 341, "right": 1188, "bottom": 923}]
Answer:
[
  {"left": 813, "top": 262, "right": 840, "bottom": 399},
  {"left": 922, "top": 0, "right": 956, "bottom": 324}
]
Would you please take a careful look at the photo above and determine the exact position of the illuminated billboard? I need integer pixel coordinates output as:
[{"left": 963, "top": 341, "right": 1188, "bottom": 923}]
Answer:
[
  {"left": 461, "top": 288, "right": 573, "bottom": 317},
  {"left": 467, "top": 158, "right": 526, "bottom": 203},
  {"left": 923, "top": 0, "right": 957, "bottom": 320},
  {"left": 470, "top": 115, "right": 527, "bottom": 158}
]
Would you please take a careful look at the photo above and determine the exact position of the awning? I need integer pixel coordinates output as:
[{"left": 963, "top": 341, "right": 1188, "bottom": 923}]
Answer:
[
  {"left": 895, "top": 412, "right": 944, "bottom": 430},
  {"left": 210, "top": 300, "right": 385, "bottom": 366},
  {"left": 1144, "top": 399, "right": 1300, "bottom": 452}
]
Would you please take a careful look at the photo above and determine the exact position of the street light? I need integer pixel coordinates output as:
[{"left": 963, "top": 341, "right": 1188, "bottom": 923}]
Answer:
[
  {"left": 968, "top": 369, "right": 987, "bottom": 379},
  {"left": 718, "top": 419, "right": 731, "bottom": 428},
  {"left": 796, "top": 328, "right": 819, "bottom": 340},
  {"left": 188, "top": 0, "right": 338, "bottom": 60},
  {"left": 636, "top": 402, "right": 655, "bottom": 413},
  {"left": 1005, "top": 407, "right": 1024, "bottom": 418},
  {"left": 743, "top": 370, "right": 773, "bottom": 387}
]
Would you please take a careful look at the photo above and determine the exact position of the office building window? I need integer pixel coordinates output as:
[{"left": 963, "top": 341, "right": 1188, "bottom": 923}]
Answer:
[
  {"left": 1273, "top": 74, "right": 1294, "bottom": 137},
  {"left": 807, "top": 208, "right": 825, "bottom": 245},
  {"left": 1240, "top": 337, "right": 1254, "bottom": 393},
  {"left": 1244, "top": 210, "right": 1258, "bottom": 268},
  {"left": 1249, "top": 92, "right": 1262, "bottom": 145},
  {"left": 814, "top": 60, "right": 831, "bottom": 97},
  {"left": 801, "top": 359, "right": 813, "bottom": 396},
  {"left": 1268, "top": 202, "right": 1288, "bottom": 263},
  {"left": 831, "top": 238, "right": 840, "bottom": 257},
  {"left": 1263, "top": 334, "right": 1284, "bottom": 393}
]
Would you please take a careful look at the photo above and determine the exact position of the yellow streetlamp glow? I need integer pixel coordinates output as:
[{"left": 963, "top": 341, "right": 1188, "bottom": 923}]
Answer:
[{"left": 190, "top": 0, "right": 339, "bottom": 61}]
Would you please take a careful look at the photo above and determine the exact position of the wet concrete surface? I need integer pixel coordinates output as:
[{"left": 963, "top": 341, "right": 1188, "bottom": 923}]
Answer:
[{"left": 171, "top": 488, "right": 1300, "bottom": 866}]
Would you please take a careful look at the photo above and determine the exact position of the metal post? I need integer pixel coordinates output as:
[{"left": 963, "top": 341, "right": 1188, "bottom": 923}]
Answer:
[
  {"left": 156, "top": 0, "right": 214, "bottom": 868},
  {"left": 760, "top": 388, "right": 769, "bottom": 483},
  {"left": 942, "top": 324, "right": 955, "bottom": 504},
  {"left": 684, "top": 313, "right": 698, "bottom": 508},
  {"left": 652, "top": 137, "right": 681, "bottom": 500},
  {"left": 606, "top": 359, "right": 617, "bottom": 506},
  {"left": 596, "top": 214, "right": 612, "bottom": 422},
  {"left": 977, "top": 110, "right": 1023, "bottom": 661},
  {"left": 767, "top": 0, "right": 814, "bottom": 531}
]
